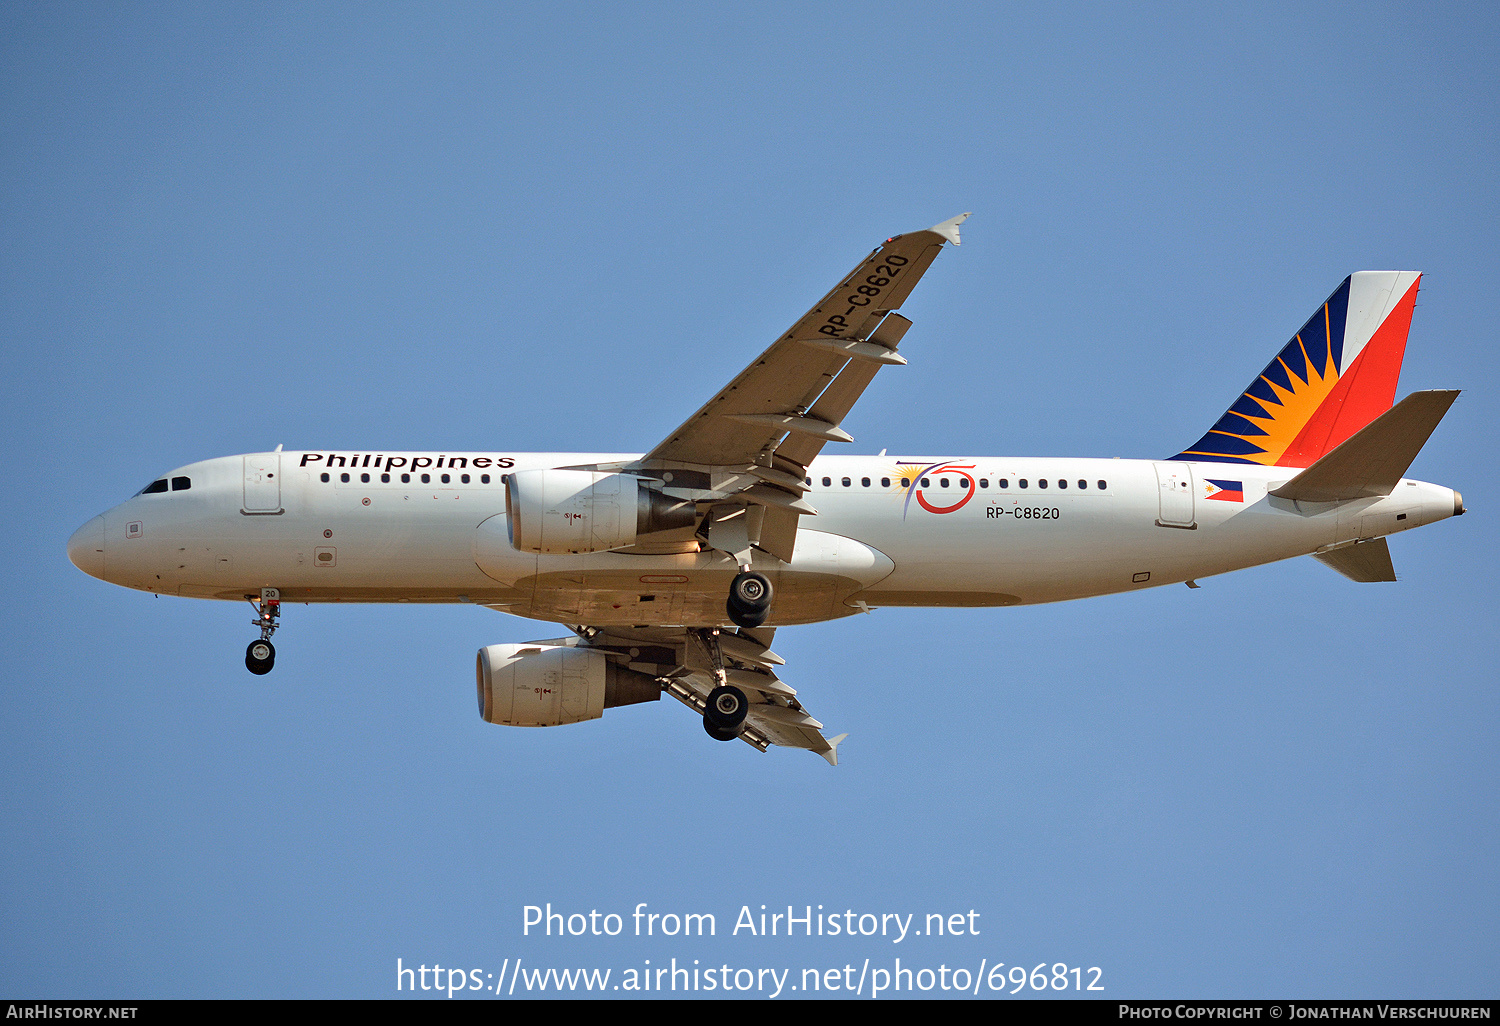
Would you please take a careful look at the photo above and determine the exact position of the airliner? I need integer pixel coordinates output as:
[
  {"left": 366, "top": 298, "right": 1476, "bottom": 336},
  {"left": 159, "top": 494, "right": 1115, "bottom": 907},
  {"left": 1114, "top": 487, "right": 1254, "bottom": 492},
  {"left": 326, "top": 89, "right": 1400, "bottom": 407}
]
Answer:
[{"left": 66, "top": 214, "right": 1464, "bottom": 763}]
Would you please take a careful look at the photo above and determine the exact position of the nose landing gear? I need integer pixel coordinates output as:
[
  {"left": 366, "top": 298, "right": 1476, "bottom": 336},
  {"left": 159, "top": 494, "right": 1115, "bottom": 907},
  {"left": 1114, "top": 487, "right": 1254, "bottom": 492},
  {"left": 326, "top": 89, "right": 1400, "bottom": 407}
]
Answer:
[
  {"left": 726, "top": 571, "right": 773, "bottom": 628},
  {"left": 245, "top": 588, "right": 281, "bottom": 675}
]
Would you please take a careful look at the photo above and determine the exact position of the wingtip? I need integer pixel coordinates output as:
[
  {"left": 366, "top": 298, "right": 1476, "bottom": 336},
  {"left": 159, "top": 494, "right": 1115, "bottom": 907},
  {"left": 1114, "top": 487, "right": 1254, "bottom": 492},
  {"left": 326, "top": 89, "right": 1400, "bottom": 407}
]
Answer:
[
  {"left": 819, "top": 732, "right": 850, "bottom": 766},
  {"left": 929, "top": 212, "right": 971, "bottom": 245}
]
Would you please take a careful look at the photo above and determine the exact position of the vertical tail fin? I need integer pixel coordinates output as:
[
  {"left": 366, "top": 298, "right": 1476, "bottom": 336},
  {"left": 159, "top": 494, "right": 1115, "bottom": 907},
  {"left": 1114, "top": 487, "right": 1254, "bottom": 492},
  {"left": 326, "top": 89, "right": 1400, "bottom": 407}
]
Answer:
[{"left": 1174, "top": 271, "right": 1421, "bottom": 468}]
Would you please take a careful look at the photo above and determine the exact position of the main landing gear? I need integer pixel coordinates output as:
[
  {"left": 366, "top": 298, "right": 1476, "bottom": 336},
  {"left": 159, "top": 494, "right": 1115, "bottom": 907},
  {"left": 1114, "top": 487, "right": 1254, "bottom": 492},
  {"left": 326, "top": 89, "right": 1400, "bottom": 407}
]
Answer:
[
  {"left": 693, "top": 626, "right": 752, "bottom": 742},
  {"left": 726, "top": 570, "right": 772, "bottom": 629},
  {"left": 245, "top": 587, "right": 281, "bottom": 675},
  {"left": 702, "top": 571, "right": 771, "bottom": 740}
]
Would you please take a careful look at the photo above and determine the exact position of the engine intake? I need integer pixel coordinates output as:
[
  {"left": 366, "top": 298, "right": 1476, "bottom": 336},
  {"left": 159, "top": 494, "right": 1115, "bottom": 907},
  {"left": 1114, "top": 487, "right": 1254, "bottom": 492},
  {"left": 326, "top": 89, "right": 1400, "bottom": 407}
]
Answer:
[
  {"left": 504, "top": 469, "right": 694, "bottom": 553},
  {"left": 476, "top": 643, "right": 661, "bottom": 727}
]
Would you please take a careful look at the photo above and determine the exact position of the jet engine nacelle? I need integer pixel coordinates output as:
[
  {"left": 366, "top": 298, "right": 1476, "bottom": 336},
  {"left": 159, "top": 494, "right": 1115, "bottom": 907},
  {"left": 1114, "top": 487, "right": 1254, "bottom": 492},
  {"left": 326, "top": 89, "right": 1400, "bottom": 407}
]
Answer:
[
  {"left": 504, "top": 468, "right": 694, "bottom": 553},
  {"left": 476, "top": 643, "right": 661, "bottom": 727}
]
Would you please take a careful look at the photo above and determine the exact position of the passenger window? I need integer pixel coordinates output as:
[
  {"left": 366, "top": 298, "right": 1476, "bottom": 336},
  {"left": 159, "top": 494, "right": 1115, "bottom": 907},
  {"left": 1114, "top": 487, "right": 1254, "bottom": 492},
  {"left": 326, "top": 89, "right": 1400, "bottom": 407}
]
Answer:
[
  {"left": 805, "top": 477, "right": 812, "bottom": 485},
  {"left": 881, "top": 478, "right": 890, "bottom": 488},
  {"left": 822, "top": 477, "right": 831, "bottom": 487},
  {"left": 141, "top": 479, "right": 168, "bottom": 494},
  {"left": 959, "top": 478, "right": 968, "bottom": 489},
  {"left": 1039, "top": 479, "right": 1048, "bottom": 489},
  {"left": 381, "top": 473, "right": 390, "bottom": 483},
  {"left": 841, "top": 477, "right": 851, "bottom": 487},
  {"left": 1097, "top": 480, "right": 1107, "bottom": 490},
  {"left": 1057, "top": 478, "right": 1066, "bottom": 489},
  {"left": 939, "top": 477, "right": 949, "bottom": 488},
  {"left": 441, "top": 473, "right": 450, "bottom": 484},
  {"left": 979, "top": 478, "right": 988, "bottom": 488},
  {"left": 1078, "top": 479, "right": 1087, "bottom": 489},
  {"left": 171, "top": 476, "right": 190, "bottom": 491},
  {"left": 861, "top": 477, "right": 870, "bottom": 487},
  {"left": 901, "top": 478, "right": 910, "bottom": 487},
  {"left": 1019, "top": 479, "right": 1028, "bottom": 489},
  {"left": 999, "top": 478, "right": 1009, "bottom": 489},
  {"left": 421, "top": 474, "right": 431, "bottom": 484},
  {"left": 360, "top": 473, "right": 370, "bottom": 483},
  {"left": 481, "top": 474, "right": 490, "bottom": 484},
  {"left": 321, "top": 473, "right": 330, "bottom": 483},
  {"left": 921, "top": 478, "right": 930, "bottom": 487},
  {"left": 461, "top": 474, "right": 470, "bottom": 484},
  {"left": 340, "top": 473, "right": 350, "bottom": 483},
  {"left": 401, "top": 473, "right": 411, "bottom": 483}
]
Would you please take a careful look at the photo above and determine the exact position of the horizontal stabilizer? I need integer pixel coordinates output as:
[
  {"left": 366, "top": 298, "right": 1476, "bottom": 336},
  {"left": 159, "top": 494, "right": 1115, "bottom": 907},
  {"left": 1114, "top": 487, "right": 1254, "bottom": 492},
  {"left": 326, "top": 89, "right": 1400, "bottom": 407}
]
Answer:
[
  {"left": 1269, "top": 390, "right": 1459, "bottom": 502},
  {"left": 1313, "top": 538, "right": 1397, "bottom": 583}
]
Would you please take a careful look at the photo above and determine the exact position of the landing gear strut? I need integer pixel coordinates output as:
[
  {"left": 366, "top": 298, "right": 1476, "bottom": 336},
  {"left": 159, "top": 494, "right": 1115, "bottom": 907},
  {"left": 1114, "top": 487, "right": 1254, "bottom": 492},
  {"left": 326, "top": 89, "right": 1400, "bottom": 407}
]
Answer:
[
  {"left": 726, "top": 571, "right": 772, "bottom": 628},
  {"left": 691, "top": 627, "right": 750, "bottom": 742},
  {"left": 245, "top": 588, "right": 280, "bottom": 675}
]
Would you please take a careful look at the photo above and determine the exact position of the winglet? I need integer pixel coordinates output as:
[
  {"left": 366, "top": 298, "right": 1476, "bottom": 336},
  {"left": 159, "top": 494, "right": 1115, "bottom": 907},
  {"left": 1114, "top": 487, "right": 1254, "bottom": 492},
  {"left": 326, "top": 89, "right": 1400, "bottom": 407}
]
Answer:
[
  {"left": 928, "top": 212, "right": 971, "bottom": 246},
  {"left": 819, "top": 732, "right": 849, "bottom": 766}
]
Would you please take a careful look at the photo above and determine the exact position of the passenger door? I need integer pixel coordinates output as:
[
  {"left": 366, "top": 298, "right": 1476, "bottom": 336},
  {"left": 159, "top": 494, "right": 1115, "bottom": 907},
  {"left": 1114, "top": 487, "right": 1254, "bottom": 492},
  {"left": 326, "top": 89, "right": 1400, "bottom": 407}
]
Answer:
[{"left": 243, "top": 454, "right": 282, "bottom": 513}]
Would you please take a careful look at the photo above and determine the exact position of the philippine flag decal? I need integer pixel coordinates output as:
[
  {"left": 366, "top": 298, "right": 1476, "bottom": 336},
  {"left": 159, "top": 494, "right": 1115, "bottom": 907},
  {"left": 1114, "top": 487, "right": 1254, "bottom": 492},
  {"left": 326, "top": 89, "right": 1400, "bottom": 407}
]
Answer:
[{"left": 1204, "top": 479, "right": 1245, "bottom": 502}]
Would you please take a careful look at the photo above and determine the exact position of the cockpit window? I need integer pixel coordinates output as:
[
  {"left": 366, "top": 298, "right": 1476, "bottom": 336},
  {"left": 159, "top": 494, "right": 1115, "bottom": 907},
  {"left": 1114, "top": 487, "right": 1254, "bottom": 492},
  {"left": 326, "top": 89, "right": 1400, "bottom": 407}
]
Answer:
[
  {"left": 171, "top": 476, "right": 191, "bottom": 491},
  {"left": 140, "top": 479, "right": 168, "bottom": 494}
]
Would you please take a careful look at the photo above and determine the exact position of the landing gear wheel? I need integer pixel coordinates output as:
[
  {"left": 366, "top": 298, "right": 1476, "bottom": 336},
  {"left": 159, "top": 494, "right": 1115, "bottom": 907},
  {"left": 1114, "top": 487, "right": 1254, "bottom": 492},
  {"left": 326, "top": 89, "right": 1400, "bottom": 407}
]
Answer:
[
  {"left": 245, "top": 639, "right": 275, "bottom": 675},
  {"left": 704, "top": 684, "right": 749, "bottom": 729},
  {"left": 726, "top": 571, "right": 773, "bottom": 629},
  {"left": 703, "top": 720, "right": 740, "bottom": 742},
  {"left": 703, "top": 683, "right": 748, "bottom": 742}
]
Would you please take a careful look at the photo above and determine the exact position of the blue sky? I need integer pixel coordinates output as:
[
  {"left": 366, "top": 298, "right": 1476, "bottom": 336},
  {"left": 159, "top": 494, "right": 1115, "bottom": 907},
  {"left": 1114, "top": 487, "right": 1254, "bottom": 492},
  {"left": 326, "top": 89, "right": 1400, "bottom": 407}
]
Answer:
[{"left": 4, "top": 2, "right": 1497, "bottom": 998}]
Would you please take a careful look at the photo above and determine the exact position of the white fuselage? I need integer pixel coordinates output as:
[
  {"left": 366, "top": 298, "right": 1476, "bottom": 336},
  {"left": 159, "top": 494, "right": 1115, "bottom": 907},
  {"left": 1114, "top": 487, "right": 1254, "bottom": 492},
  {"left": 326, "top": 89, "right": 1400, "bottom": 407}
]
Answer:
[{"left": 68, "top": 450, "right": 1462, "bottom": 627}]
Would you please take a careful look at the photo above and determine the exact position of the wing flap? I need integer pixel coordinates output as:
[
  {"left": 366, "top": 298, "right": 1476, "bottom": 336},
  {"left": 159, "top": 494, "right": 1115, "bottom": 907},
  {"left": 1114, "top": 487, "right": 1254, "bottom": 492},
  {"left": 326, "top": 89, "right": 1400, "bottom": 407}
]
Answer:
[
  {"left": 564, "top": 624, "right": 845, "bottom": 762},
  {"left": 744, "top": 703, "right": 830, "bottom": 752},
  {"left": 756, "top": 506, "right": 800, "bottom": 564},
  {"left": 777, "top": 357, "right": 881, "bottom": 467}
]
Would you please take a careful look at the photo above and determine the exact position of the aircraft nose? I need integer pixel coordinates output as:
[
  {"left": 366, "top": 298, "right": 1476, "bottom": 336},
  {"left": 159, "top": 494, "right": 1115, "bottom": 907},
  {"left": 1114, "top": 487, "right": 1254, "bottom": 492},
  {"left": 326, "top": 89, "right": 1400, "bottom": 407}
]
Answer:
[{"left": 68, "top": 515, "right": 106, "bottom": 579}]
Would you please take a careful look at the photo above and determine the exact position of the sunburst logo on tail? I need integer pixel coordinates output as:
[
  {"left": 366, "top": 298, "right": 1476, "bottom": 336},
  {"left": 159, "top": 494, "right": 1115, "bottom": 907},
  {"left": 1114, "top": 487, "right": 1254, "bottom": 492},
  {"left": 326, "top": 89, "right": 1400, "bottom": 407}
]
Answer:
[
  {"left": 1189, "top": 317, "right": 1343, "bottom": 467},
  {"left": 1174, "top": 273, "right": 1420, "bottom": 468}
]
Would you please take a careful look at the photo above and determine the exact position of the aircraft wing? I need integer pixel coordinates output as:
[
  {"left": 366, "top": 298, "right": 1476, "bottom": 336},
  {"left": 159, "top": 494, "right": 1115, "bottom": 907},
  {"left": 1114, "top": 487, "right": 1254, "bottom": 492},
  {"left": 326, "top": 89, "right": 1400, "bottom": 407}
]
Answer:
[
  {"left": 567, "top": 624, "right": 848, "bottom": 764},
  {"left": 630, "top": 214, "right": 968, "bottom": 562}
]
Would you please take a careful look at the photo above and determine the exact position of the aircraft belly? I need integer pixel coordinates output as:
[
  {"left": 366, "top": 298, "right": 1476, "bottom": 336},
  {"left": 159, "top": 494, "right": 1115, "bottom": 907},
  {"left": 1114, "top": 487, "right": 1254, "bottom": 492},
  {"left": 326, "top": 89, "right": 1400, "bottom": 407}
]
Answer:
[
  {"left": 521, "top": 570, "right": 862, "bottom": 626},
  {"left": 478, "top": 527, "right": 895, "bottom": 627}
]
